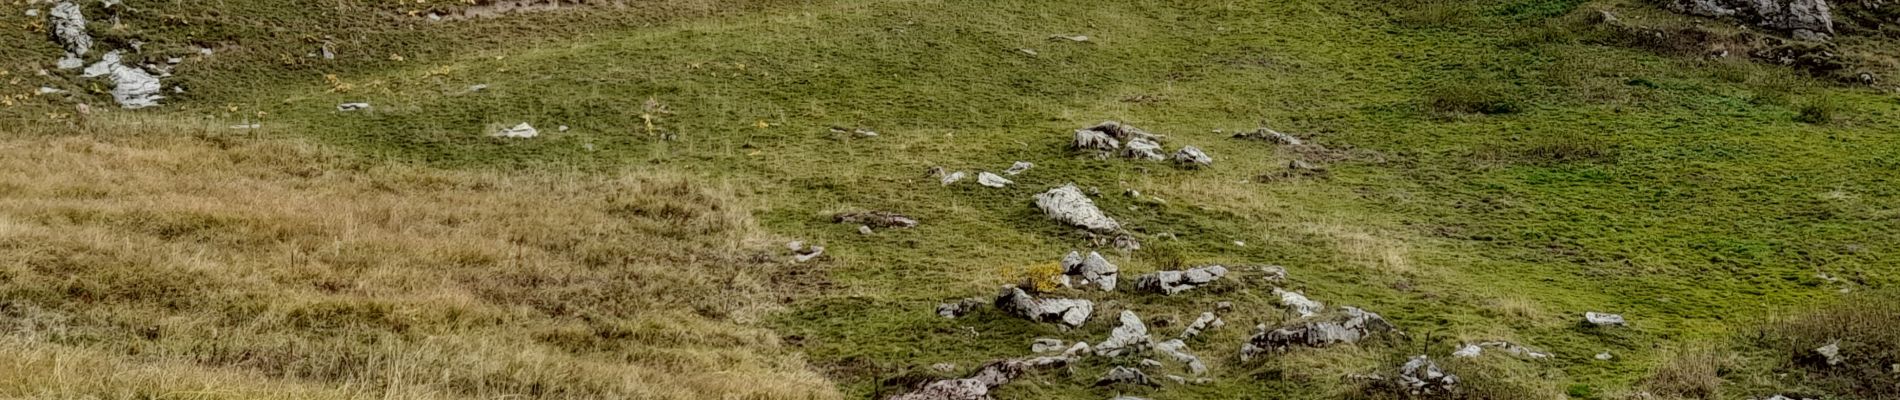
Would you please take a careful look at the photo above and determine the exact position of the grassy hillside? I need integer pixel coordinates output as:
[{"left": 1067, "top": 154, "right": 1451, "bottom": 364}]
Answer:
[{"left": 1, "top": 0, "right": 1896, "bottom": 399}]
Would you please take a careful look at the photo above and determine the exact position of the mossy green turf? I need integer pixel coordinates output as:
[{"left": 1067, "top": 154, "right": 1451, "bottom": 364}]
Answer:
[{"left": 8, "top": 0, "right": 1899, "bottom": 398}]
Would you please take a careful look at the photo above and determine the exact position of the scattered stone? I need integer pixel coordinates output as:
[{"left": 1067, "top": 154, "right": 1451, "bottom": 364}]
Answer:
[
  {"left": 1240, "top": 307, "right": 1399, "bottom": 359},
  {"left": 888, "top": 357, "right": 1072, "bottom": 400},
  {"left": 468, "top": 84, "right": 490, "bottom": 92},
  {"left": 977, "top": 172, "right": 1013, "bottom": 188},
  {"left": 1004, "top": 161, "right": 1034, "bottom": 175},
  {"left": 25, "top": 9, "right": 40, "bottom": 17},
  {"left": 337, "top": 103, "right": 370, "bottom": 111},
  {"left": 1398, "top": 355, "right": 1459, "bottom": 395},
  {"left": 995, "top": 286, "right": 1094, "bottom": 328},
  {"left": 1584, "top": 312, "right": 1627, "bottom": 327},
  {"left": 1215, "top": 302, "right": 1234, "bottom": 312},
  {"left": 81, "top": 52, "right": 163, "bottom": 109},
  {"left": 1034, "top": 184, "right": 1121, "bottom": 232},
  {"left": 48, "top": 2, "right": 92, "bottom": 59},
  {"left": 1595, "top": 351, "right": 1615, "bottom": 361},
  {"left": 494, "top": 123, "right": 539, "bottom": 138},
  {"left": 1172, "top": 146, "right": 1212, "bottom": 168},
  {"left": 931, "top": 363, "right": 958, "bottom": 373},
  {"left": 558, "top": 125, "right": 571, "bottom": 132},
  {"left": 1033, "top": 338, "right": 1066, "bottom": 353},
  {"left": 1139, "top": 359, "right": 1163, "bottom": 368},
  {"left": 1272, "top": 288, "right": 1325, "bottom": 317},
  {"left": 1133, "top": 265, "right": 1228, "bottom": 295},
  {"left": 1111, "top": 234, "right": 1142, "bottom": 252},
  {"left": 937, "top": 298, "right": 985, "bottom": 318},
  {"left": 36, "top": 87, "right": 65, "bottom": 95},
  {"left": 1257, "top": 265, "right": 1289, "bottom": 283},
  {"left": 858, "top": 225, "right": 875, "bottom": 235},
  {"left": 1094, "top": 310, "right": 1151, "bottom": 357},
  {"left": 1018, "top": 48, "right": 1039, "bottom": 57},
  {"left": 789, "top": 242, "right": 825, "bottom": 263},
  {"left": 1232, "top": 127, "right": 1304, "bottom": 145},
  {"left": 1154, "top": 339, "right": 1208, "bottom": 375},
  {"left": 1181, "top": 312, "right": 1224, "bottom": 339},
  {"left": 56, "top": 55, "right": 83, "bottom": 70},
  {"left": 1815, "top": 340, "right": 1844, "bottom": 366},
  {"left": 1060, "top": 251, "right": 1120, "bottom": 291},
  {"left": 834, "top": 211, "right": 920, "bottom": 229},
  {"left": 1094, "top": 366, "right": 1156, "bottom": 388},
  {"left": 1453, "top": 342, "right": 1552, "bottom": 359},
  {"left": 1051, "top": 34, "right": 1091, "bottom": 42},
  {"left": 939, "top": 171, "right": 968, "bottom": 185},
  {"left": 1165, "top": 375, "right": 1188, "bottom": 385}
]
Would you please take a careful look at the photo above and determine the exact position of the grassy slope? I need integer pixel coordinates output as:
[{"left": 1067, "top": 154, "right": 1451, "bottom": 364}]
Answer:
[{"left": 3, "top": 0, "right": 1897, "bottom": 399}]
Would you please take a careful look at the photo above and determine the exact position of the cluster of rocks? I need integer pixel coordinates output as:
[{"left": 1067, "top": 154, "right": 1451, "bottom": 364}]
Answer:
[
  {"left": 933, "top": 161, "right": 1032, "bottom": 189},
  {"left": 1667, "top": 0, "right": 1835, "bottom": 41},
  {"left": 889, "top": 356, "right": 1073, "bottom": 400},
  {"left": 1240, "top": 306, "right": 1400, "bottom": 360},
  {"left": 1132, "top": 265, "right": 1228, "bottom": 295},
  {"left": 39, "top": 1, "right": 167, "bottom": 109},
  {"left": 1071, "top": 121, "right": 1214, "bottom": 168},
  {"left": 834, "top": 210, "right": 919, "bottom": 234},
  {"left": 1058, "top": 251, "right": 1120, "bottom": 291},
  {"left": 994, "top": 286, "right": 1094, "bottom": 328},
  {"left": 1453, "top": 341, "right": 1552, "bottom": 359}
]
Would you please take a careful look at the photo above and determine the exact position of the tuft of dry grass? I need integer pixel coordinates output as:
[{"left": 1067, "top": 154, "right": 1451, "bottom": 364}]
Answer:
[
  {"left": 1753, "top": 292, "right": 1900, "bottom": 399},
  {"left": 1641, "top": 347, "right": 1732, "bottom": 400},
  {"left": 0, "top": 116, "right": 839, "bottom": 400}
]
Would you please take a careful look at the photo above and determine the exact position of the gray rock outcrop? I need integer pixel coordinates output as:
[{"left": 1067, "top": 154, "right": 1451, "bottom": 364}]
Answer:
[
  {"left": 1398, "top": 355, "right": 1459, "bottom": 395},
  {"left": 937, "top": 298, "right": 985, "bottom": 318},
  {"left": 81, "top": 52, "right": 163, "bottom": 109},
  {"left": 1668, "top": 0, "right": 1835, "bottom": 38},
  {"left": 1034, "top": 184, "right": 1121, "bottom": 232},
  {"left": 1060, "top": 251, "right": 1120, "bottom": 291},
  {"left": 995, "top": 286, "right": 1094, "bottom": 327},
  {"left": 1094, "top": 366, "right": 1156, "bottom": 388},
  {"left": 1272, "top": 288, "right": 1324, "bottom": 317},
  {"left": 887, "top": 357, "right": 1072, "bottom": 400},
  {"left": 1154, "top": 339, "right": 1208, "bottom": 375},
  {"left": 1122, "top": 138, "right": 1165, "bottom": 160},
  {"left": 1181, "top": 312, "right": 1224, "bottom": 339},
  {"left": 1584, "top": 312, "right": 1626, "bottom": 327},
  {"left": 1172, "top": 146, "right": 1212, "bottom": 168},
  {"left": 48, "top": 2, "right": 91, "bottom": 59},
  {"left": 1232, "top": 127, "right": 1304, "bottom": 145},
  {"left": 977, "top": 172, "right": 1013, "bottom": 188},
  {"left": 1240, "top": 307, "right": 1398, "bottom": 360},
  {"left": 1094, "top": 310, "right": 1151, "bottom": 356},
  {"left": 1133, "top": 265, "right": 1228, "bottom": 295}
]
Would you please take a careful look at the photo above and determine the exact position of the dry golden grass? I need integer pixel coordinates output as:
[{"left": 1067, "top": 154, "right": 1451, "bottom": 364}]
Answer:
[{"left": 0, "top": 116, "right": 839, "bottom": 400}]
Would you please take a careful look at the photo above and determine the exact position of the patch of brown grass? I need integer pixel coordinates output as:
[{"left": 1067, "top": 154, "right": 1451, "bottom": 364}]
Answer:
[
  {"left": 0, "top": 116, "right": 838, "bottom": 400},
  {"left": 1641, "top": 347, "right": 1732, "bottom": 400}
]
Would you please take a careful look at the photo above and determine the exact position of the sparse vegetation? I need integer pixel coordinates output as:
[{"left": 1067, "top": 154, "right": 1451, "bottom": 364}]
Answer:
[{"left": 2, "top": 0, "right": 1897, "bottom": 399}]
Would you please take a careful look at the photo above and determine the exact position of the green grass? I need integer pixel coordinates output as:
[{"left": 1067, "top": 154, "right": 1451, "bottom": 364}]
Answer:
[{"left": 3, "top": 0, "right": 1898, "bottom": 399}]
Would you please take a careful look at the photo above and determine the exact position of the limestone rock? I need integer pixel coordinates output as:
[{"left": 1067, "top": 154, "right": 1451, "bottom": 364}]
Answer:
[
  {"left": 1094, "top": 366, "right": 1156, "bottom": 388},
  {"left": 1133, "top": 265, "right": 1228, "bottom": 295},
  {"left": 1240, "top": 307, "right": 1398, "bottom": 360},
  {"left": 937, "top": 298, "right": 985, "bottom": 318},
  {"left": 1172, "top": 146, "right": 1213, "bottom": 168},
  {"left": 995, "top": 286, "right": 1093, "bottom": 327},
  {"left": 1257, "top": 265, "right": 1289, "bottom": 283},
  {"left": 1060, "top": 251, "right": 1120, "bottom": 291},
  {"left": 1154, "top": 339, "right": 1208, "bottom": 375},
  {"left": 1398, "top": 356, "right": 1459, "bottom": 395},
  {"left": 1181, "top": 312, "right": 1224, "bottom": 339},
  {"left": 977, "top": 172, "right": 1013, "bottom": 188},
  {"left": 1122, "top": 138, "right": 1166, "bottom": 160},
  {"left": 1094, "top": 310, "right": 1150, "bottom": 357},
  {"left": 1073, "top": 129, "right": 1121, "bottom": 151},
  {"left": 1004, "top": 161, "right": 1034, "bottom": 175},
  {"left": 48, "top": 2, "right": 91, "bottom": 58},
  {"left": 887, "top": 357, "right": 1072, "bottom": 400},
  {"left": 494, "top": 123, "right": 539, "bottom": 138},
  {"left": 1453, "top": 341, "right": 1552, "bottom": 359},
  {"left": 834, "top": 211, "right": 920, "bottom": 229},
  {"left": 1584, "top": 312, "right": 1627, "bottom": 327},
  {"left": 1232, "top": 127, "right": 1304, "bottom": 145},
  {"left": 337, "top": 103, "right": 371, "bottom": 111},
  {"left": 1034, "top": 184, "right": 1121, "bottom": 232},
  {"left": 1272, "top": 288, "right": 1325, "bottom": 317},
  {"left": 940, "top": 171, "right": 968, "bottom": 185},
  {"left": 81, "top": 52, "right": 163, "bottom": 109},
  {"left": 1667, "top": 0, "right": 1834, "bottom": 38},
  {"left": 1815, "top": 340, "right": 1844, "bottom": 366}
]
